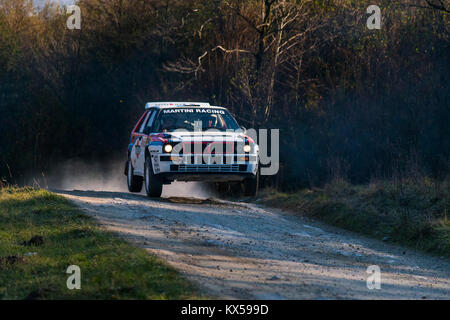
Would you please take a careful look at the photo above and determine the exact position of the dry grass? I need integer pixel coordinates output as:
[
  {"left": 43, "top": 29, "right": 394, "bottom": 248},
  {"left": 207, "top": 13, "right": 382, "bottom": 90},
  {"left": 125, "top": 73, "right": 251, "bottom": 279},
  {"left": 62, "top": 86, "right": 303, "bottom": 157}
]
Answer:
[
  {"left": 0, "top": 187, "right": 202, "bottom": 299},
  {"left": 260, "top": 177, "right": 450, "bottom": 257}
]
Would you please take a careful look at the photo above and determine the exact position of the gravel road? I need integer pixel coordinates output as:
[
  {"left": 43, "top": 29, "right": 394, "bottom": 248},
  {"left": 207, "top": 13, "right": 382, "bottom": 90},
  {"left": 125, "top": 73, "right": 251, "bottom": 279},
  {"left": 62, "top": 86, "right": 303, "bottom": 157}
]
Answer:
[{"left": 57, "top": 190, "right": 450, "bottom": 300}]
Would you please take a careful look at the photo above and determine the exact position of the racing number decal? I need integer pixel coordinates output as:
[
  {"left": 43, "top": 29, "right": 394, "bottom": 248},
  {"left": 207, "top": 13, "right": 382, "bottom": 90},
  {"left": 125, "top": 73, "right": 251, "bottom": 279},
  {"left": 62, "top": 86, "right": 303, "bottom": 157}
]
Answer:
[
  {"left": 150, "top": 145, "right": 161, "bottom": 174},
  {"left": 131, "top": 136, "right": 147, "bottom": 175}
]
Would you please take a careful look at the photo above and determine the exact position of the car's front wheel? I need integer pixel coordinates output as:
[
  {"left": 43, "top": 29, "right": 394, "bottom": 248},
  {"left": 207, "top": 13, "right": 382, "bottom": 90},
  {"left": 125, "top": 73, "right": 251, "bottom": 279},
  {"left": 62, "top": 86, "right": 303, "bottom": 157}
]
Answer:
[
  {"left": 127, "top": 159, "right": 143, "bottom": 193},
  {"left": 144, "top": 157, "right": 163, "bottom": 198}
]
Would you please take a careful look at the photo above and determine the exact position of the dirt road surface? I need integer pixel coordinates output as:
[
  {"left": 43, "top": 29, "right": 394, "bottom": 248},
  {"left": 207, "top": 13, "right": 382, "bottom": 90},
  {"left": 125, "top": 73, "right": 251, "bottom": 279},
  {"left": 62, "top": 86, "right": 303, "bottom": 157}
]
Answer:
[{"left": 57, "top": 190, "right": 450, "bottom": 300}]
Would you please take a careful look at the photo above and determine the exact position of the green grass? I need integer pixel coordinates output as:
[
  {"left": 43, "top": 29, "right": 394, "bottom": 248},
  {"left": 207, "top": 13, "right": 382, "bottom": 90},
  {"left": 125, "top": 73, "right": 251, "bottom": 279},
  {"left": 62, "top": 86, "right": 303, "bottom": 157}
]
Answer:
[
  {"left": 260, "top": 178, "right": 450, "bottom": 258},
  {"left": 0, "top": 187, "right": 202, "bottom": 299}
]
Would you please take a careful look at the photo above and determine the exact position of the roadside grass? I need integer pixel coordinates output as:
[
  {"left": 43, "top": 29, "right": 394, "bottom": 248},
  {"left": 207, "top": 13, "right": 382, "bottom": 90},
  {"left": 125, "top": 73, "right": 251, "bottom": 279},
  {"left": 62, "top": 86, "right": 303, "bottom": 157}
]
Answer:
[
  {"left": 0, "top": 187, "right": 202, "bottom": 300},
  {"left": 259, "top": 178, "right": 450, "bottom": 258}
]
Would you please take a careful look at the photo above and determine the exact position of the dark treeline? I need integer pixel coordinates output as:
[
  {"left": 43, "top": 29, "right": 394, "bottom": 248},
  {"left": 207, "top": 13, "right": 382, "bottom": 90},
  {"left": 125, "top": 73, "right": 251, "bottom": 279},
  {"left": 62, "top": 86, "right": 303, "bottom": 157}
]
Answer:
[{"left": 0, "top": 0, "right": 449, "bottom": 189}]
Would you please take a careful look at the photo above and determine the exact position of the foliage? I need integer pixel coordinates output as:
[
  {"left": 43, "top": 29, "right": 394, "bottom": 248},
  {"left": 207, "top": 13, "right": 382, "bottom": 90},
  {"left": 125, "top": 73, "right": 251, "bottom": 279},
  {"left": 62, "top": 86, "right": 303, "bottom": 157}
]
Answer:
[{"left": 0, "top": 0, "right": 448, "bottom": 188}]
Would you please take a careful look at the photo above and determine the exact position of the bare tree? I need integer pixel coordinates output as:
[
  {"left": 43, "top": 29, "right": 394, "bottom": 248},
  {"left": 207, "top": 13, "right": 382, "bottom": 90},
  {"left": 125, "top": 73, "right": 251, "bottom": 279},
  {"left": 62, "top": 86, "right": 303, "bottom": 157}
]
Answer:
[
  {"left": 163, "top": 0, "right": 326, "bottom": 124},
  {"left": 395, "top": 0, "right": 449, "bottom": 13}
]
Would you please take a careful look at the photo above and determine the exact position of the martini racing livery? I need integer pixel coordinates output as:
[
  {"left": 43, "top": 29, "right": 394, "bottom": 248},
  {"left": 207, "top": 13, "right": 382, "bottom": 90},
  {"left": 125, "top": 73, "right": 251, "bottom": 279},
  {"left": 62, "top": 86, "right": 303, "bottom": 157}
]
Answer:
[{"left": 125, "top": 102, "right": 259, "bottom": 198}]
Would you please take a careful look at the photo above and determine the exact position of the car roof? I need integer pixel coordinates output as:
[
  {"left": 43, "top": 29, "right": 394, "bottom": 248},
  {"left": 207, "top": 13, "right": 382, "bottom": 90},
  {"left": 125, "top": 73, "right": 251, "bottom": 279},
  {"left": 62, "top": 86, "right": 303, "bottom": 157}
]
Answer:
[{"left": 145, "top": 102, "right": 227, "bottom": 110}]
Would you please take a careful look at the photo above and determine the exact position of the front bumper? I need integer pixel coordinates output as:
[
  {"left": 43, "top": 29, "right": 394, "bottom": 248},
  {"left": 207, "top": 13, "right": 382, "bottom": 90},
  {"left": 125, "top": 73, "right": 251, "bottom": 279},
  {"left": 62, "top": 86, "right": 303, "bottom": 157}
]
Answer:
[
  {"left": 158, "top": 172, "right": 256, "bottom": 183},
  {"left": 153, "top": 153, "right": 258, "bottom": 183}
]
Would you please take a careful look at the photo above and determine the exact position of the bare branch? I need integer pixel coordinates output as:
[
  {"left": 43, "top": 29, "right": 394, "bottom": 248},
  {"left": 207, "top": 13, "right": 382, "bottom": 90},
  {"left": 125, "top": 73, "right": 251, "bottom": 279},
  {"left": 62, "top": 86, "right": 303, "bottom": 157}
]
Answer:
[{"left": 164, "top": 46, "right": 251, "bottom": 77}]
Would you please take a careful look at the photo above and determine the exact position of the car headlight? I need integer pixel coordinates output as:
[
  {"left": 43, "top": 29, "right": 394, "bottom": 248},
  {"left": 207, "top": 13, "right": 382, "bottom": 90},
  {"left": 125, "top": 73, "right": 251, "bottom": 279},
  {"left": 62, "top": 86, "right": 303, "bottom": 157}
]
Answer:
[
  {"left": 243, "top": 145, "right": 251, "bottom": 153},
  {"left": 164, "top": 144, "right": 173, "bottom": 153}
]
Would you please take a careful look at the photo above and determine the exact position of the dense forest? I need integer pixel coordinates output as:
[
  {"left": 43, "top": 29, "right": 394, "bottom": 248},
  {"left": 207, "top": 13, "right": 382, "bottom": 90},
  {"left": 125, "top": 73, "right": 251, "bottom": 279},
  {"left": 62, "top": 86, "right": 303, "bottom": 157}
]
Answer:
[{"left": 0, "top": 0, "right": 448, "bottom": 189}]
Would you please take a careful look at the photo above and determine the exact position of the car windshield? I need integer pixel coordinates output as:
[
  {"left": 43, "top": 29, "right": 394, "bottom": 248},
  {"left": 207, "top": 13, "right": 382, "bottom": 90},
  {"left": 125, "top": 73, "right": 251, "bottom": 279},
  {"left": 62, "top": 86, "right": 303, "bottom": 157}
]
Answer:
[{"left": 153, "top": 108, "right": 240, "bottom": 132}]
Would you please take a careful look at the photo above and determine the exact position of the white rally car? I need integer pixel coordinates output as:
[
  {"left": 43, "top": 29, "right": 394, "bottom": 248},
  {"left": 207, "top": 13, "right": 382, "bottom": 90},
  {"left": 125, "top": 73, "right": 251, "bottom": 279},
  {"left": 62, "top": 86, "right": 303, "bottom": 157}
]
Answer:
[{"left": 125, "top": 102, "right": 259, "bottom": 198}]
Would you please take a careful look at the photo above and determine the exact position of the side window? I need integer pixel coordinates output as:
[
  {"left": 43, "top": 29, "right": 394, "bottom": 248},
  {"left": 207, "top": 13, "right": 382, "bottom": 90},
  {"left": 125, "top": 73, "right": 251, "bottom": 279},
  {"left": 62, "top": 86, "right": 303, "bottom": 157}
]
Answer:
[
  {"left": 145, "top": 110, "right": 158, "bottom": 133},
  {"left": 138, "top": 111, "right": 152, "bottom": 133}
]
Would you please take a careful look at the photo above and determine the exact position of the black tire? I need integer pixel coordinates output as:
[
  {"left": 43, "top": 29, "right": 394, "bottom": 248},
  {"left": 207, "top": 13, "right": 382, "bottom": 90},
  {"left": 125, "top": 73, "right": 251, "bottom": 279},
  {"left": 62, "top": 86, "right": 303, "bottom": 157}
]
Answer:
[
  {"left": 242, "top": 170, "right": 259, "bottom": 197},
  {"left": 144, "top": 157, "right": 163, "bottom": 198},
  {"left": 127, "top": 159, "right": 143, "bottom": 193}
]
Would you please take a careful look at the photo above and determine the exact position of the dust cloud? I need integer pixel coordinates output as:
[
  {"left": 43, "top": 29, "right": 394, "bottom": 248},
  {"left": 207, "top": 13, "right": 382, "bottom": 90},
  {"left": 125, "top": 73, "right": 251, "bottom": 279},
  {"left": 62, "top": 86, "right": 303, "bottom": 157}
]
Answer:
[{"left": 33, "top": 158, "right": 214, "bottom": 199}]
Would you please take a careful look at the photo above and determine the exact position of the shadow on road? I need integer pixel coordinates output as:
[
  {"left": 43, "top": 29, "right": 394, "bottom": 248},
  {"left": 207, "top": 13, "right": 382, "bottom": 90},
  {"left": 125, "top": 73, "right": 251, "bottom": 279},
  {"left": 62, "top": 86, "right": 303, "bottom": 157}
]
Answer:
[{"left": 52, "top": 189, "right": 224, "bottom": 205}]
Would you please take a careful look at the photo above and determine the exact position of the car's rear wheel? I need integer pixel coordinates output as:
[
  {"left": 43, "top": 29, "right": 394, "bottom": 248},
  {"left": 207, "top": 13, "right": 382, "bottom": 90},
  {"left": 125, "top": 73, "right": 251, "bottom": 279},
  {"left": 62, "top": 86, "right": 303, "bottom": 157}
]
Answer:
[
  {"left": 242, "top": 170, "right": 259, "bottom": 197},
  {"left": 127, "top": 159, "right": 143, "bottom": 193},
  {"left": 145, "top": 157, "right": 163, "bottom": 198}
]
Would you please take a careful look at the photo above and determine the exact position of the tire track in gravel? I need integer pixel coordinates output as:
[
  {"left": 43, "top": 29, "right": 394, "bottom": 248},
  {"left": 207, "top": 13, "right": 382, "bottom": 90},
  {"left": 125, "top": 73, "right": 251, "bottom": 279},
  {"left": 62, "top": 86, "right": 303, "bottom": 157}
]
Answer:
[{"left": 57, "top": 190, "right": 450, "bottom": 300}]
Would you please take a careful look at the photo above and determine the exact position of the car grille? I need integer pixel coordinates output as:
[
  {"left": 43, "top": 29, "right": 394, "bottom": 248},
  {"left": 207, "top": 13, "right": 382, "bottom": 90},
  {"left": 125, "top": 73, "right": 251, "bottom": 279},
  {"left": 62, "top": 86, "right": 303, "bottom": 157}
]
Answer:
[
  {"left": 180, "top": 141, "right": 237, "bottom": 154},
  {"left": 170, "top": 164, "right": 247, "bottom": 173}
]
